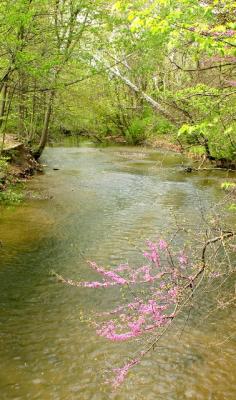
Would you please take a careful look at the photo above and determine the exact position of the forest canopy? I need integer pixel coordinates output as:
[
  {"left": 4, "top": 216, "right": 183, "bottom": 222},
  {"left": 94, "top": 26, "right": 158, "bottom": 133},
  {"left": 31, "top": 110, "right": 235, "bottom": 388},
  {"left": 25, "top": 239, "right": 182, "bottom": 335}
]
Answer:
[{"left": 0, "top": 0, "right": 235, "bottom": 163}]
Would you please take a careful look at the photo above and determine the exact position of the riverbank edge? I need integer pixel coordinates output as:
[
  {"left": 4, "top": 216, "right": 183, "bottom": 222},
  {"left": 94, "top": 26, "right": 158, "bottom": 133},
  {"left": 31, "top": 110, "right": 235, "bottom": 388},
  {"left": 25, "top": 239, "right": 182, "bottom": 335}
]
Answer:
[
  {"left": 102, "top": 134, "right": 235, "bottom": 170},
  {"left": 0, "top": 140, "right": 42, "bottom": 193},
  {"left": 1, "top": 132, "right": 235, "bottom": 198}
]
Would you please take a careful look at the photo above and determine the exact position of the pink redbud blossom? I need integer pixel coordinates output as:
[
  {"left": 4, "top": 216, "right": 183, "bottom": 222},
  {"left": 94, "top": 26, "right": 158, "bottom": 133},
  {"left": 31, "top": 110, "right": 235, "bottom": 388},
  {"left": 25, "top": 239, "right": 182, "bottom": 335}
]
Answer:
[
  {"left": 178, "top": 252, "right": 188, "bottom": 266},
  {"left": 168, "top": 287, "right": 178, "bottom": 300},
  {"left": 159, "top": 239, "right": 168, "bottom": 250},
  {"left": 112, "top": 358, "right": 139, "bottom": 388},
  {"left": 88, "top": 261, "right": 127, "bottom": 284},
  {"left": 114, "top": 264, "right": 130, "bottom": 272},
  {"left": 210, "top": 271, "right": 221, "bottom": 278}
]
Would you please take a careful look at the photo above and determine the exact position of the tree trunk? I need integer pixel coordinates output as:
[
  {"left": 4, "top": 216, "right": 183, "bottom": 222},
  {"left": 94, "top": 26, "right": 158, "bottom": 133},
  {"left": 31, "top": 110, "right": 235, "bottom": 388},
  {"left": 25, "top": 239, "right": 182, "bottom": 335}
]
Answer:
[
  {"left": 94, "top": 55, "right": 177, "bottom": 124},
  {"left": 33, "top": 90, "right": 54, "bottom": 160},
  {"left": 0, "top": 82, "right": 8, "bottom": 128},
  {"left": 28, "top": 79, "right": 37, "bottom": 143},
  {"left": 0, "top": 84, "right": 16, "bottom": 154},
  {"left": 18, "top": 73, "right": 27, "bottom": 137}
]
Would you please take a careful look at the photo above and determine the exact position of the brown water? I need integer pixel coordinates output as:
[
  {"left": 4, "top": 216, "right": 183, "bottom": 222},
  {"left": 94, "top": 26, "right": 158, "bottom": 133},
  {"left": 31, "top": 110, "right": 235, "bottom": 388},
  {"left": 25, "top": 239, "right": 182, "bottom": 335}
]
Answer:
[{"left": 0, "top": 143, "right": 235, "bottom": 400}]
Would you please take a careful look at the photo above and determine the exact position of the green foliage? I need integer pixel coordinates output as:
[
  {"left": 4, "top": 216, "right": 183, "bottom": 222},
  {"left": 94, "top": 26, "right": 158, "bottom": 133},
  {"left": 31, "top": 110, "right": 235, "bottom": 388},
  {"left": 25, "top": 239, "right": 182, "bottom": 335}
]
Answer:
[
  {"left": 124, "top": 115, "right": 151, "bottom": 144},
  {"left": 188, "top": 145, "right": 206, "bottom": 157},
  {"left": 221, "top": 182, "right": 236, "bottom": 212},
  {"left": 0, "top": 157, "right": 9, "bottom": 175},
  {"left": 228, "top": 203, "right": 236, "bottom": 212},
  {"left": 178, "top": 120, "right": 236, "bottom": 161},
  {"left": 0, "top": 187, "right": 23, "bottom": 205},
  {"left": 0, "top": 0, "right": 235, "bottom": 164},
  {"left": 108, "top": 0, "right": 236, "bottom": 162},
  {"left": 153, "top": 117, "right": 174, "bottom": 136},
  {"left": 221, "top": 182, "right": 236, "bottom": 191}
]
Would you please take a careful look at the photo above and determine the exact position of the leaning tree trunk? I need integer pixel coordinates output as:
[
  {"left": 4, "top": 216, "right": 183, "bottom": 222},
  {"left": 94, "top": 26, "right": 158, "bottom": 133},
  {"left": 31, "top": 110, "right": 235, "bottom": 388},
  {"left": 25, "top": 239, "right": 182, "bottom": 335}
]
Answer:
[
  {"left": 93, "top": 55, "right": 177, "bottom": 124},
  {"left": 34, "top": 90, "right": 55, "bottom": 160}
]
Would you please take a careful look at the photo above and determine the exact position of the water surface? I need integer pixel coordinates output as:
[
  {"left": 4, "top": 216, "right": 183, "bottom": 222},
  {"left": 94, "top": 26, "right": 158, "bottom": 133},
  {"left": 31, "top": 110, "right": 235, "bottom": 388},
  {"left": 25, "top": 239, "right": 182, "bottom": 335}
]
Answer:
[{"left": 0, "top": 144, "right": 235, "bottom": 400}]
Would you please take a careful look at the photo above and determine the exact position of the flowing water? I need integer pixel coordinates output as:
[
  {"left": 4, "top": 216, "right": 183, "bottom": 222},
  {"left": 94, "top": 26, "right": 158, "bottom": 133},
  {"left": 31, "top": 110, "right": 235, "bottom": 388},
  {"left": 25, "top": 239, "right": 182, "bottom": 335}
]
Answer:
[{"left": 0, "top": 143, "right": 235, "bottom": 400}]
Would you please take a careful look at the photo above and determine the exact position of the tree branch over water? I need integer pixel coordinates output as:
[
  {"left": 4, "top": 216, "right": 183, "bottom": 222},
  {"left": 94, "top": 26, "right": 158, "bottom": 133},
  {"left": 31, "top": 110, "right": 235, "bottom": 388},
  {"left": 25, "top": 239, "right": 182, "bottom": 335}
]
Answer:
[{"left": 55, "top": 224, "right": 235, "bottom": 389}]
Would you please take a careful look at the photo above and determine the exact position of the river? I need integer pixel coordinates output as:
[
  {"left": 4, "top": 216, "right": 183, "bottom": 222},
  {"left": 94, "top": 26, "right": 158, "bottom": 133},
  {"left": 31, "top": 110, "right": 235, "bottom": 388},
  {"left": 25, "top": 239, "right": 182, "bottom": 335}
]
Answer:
[{"left": 0, "top": 143, "right": 235, "bottom": 400}]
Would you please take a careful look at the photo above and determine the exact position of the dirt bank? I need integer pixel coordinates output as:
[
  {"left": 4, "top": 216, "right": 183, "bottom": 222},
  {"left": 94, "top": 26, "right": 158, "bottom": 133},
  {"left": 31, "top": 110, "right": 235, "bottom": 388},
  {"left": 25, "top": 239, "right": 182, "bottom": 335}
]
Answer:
[{"left": 0, "top": 135, "right": 42, "bottom": 191}]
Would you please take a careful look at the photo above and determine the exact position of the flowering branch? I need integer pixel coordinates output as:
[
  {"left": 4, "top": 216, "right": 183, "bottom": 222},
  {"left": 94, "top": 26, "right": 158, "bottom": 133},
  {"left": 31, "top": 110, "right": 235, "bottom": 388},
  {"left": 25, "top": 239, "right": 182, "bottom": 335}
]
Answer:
[{"left": 55, "top": 231, "right": 235, "bottom": 389}]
